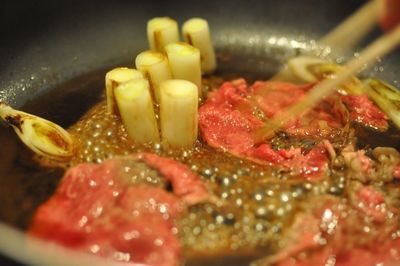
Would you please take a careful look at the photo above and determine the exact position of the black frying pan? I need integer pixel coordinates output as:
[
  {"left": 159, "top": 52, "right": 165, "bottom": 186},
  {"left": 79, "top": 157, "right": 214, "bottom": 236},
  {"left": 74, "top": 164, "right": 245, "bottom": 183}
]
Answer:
[{"left": 0, "top": 0, "right": 399, "bottom": 265}]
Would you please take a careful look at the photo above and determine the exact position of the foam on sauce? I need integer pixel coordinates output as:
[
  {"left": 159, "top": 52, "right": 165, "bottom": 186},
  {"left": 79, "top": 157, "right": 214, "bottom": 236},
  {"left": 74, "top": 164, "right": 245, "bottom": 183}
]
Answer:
[
  {"left": 65, "top": 90, "right": 295, "bottom": 259},
  {"left": 44, "top": 76, "right": 368, "bottom": 263},
  {"left": 1, "top": 61, "right": 399, "bottom": 265}
]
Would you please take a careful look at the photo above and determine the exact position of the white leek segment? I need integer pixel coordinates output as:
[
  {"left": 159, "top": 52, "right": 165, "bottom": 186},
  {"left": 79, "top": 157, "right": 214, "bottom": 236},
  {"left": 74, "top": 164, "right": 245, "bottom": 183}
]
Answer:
[
  {"left": 115, "top": 79, "right": 160, "bottom": 143},
  {"left": 182, "top": 18, "right": 217, "bottom": 73},
  {"left": 105, "top": 68, "right": 144, "bottom": 114},
  {"left": 165, "top": 42, "right": 202, "bottom": 95},
  {"left": 160, "top": 79, "right": 198, "bottom": 148},
  {"left": 147, "top": 17, "right": 179, "bottom": 52},
  {"left": 135, "top": 50, "right": 172, "bottom": 103},
  {"left": 0, "top": 103, "right": 74, "bottom": 161}
]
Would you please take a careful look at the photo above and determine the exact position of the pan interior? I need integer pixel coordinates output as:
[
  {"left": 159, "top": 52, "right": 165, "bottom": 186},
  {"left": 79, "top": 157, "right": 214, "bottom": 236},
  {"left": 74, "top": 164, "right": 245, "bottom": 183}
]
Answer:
[{"left": 0, "top": 0, "right": 399, "bottom": 265}]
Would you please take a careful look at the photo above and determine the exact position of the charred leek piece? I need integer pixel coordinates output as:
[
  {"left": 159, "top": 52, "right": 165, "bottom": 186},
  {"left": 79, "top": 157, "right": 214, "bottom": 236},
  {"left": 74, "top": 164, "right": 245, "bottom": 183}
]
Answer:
[
  {"left": 105, "top": 68, "right": 144, "bottom": 114},
  {"left": 135, "top": 50, "right": 172, "bottom": 103},
  {"left": 288, "top": 56, "right": 365, "bottom": 95},
  {"left": 364, "top": 79, "right": 400, "bottom": 129},
  {"left": 182, "top": 18, "right": 217, "bottom": 73},
  {"left": 0, "top": 103, "right": 74, "bottom": 160},
  {"left": 160, "top": 79, "right": 198, "bottom": 148},
  {"left": 165, "top": 42, "right": 202, "bottom": 95},
  {"left": 147, "top": 17, "right": 179, "bottom": 52},
  {"left": 115, "top": 79, "right": 160, "bottom": 143}
]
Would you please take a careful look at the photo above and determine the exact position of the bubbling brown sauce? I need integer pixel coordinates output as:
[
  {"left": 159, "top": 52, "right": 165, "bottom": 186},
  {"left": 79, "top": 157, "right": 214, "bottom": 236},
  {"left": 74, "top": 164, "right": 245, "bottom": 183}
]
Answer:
[
  {"left": 1, "top": 63, "right": 399, "bottom": 265},
  {"left": 35, "top": 75, "right": 353, "bottom": 264}
]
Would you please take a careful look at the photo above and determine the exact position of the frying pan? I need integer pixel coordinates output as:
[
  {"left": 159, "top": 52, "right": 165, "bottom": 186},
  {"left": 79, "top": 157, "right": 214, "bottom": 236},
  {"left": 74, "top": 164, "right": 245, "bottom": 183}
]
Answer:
[{"left": 0, "top": 0, "right": 399, "bottom": 265}]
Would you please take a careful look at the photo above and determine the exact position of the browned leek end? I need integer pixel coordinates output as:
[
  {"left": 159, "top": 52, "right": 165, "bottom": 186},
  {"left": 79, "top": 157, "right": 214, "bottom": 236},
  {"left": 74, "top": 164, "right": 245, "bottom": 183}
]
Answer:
[
  {"left": 105, "top": 68, "right": 144, "bottom": 115},
  {"left": 135, "top": 50, "right": 172, "bottom": 103},
  {"left": 165, "top": 42, "right": 202, "bottom": 96},
  {"left": 0, "top": 102, "right": 74, "bottom": 161},
  {"left": 182, "top": 18, "right": 217, "bottom": 73},
  {"left": 147, "top": 17, "right": 179, "bottom": 52}
]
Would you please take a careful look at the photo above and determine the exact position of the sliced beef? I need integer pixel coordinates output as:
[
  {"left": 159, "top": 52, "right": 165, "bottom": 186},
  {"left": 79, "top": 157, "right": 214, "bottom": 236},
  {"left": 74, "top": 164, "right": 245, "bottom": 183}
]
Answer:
[
  {"left": 260, "top": 191, "right": 400, "bottom": 266},
  {"left": 199, "top": 79, "right": 347, "bottom": 179},
  {"left": 341, "top": 94, "right": 389, "bottom": 131},
  {"left": 251, "top": 81, "right": 345, "bottom": 138},
  {"left": 199, "top": 79, "right": 263, "bottom": 155},
  {"left": 199, "top": 79, "right": 391, "bottom": 180},
  {"left": 138, "top": 153, "right": 209, "bottom": 204},
  {"left": 251, "top": 143, "right": 329, "bottom": 179},
  {"left": 29, "top": 154, "right": 209, "bottom": 266}
]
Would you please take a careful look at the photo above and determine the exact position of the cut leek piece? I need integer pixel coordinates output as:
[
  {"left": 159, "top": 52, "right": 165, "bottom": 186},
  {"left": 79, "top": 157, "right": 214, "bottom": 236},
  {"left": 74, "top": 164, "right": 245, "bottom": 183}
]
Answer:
[
  {"left": 160, "top": 79, "right": 198, "bottom": 148},
  {"left": 135, "top": 50, "right": 172, "bottom": 103},
  {"left": 165, "top": 42, "right": 202, "bottom": 95},
  {"left": 364, "top": 79, "right": 400, "bottom": 129},
  {"left": 105, "top": 68, "right": 144, "bottom": 114},
  {"left": 288, "top": 56, "right": 365, "bottom": 95},
  {"left": 182, "top": 18, "right": 217, "bottom": 73},
  {"left": 147, "top": 17, "right": 179, "bottom": 52},
  {"left": 0, "top": 103, "right": 74, "bottom": 161},
  {"left": 115, "top": 79, "right": 160, "bottom": 143}
]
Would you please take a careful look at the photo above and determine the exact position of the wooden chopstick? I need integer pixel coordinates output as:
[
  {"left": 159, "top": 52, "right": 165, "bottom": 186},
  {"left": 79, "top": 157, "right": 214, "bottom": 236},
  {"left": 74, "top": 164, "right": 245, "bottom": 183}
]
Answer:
[
  {"left": 255, "top": 24, "right": 400, "bottom": 142},
  {"left": 319, "top": 0, "right": 384, "bottom": 54},
  {"left": 272, "top": 0, "right": 383, "bottom": 82}
]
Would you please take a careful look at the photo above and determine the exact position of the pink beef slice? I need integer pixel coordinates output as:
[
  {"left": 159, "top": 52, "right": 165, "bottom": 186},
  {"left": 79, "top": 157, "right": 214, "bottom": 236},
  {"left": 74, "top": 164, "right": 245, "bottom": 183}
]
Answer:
[
  {"left": 138, "top": 153, "right": 209, "bottom": 204},
  {"left": 341, "top": 94, "right": 389, "bottom": 130},
  {"left": 199, "top": 79, "right": 349, "bottom": 179},
  {"left": 29, "top": 154, "right": 209, "bottom": 266},
  {"left": 273, "top": 193, "right": 400, "bottom": 266}
]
